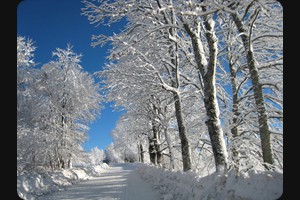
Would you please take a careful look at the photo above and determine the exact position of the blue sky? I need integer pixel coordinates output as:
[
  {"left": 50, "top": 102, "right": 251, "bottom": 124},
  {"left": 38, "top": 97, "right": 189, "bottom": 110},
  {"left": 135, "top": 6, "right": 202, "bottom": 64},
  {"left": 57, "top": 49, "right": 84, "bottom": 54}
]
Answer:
[{"left": 17, "top": 0, "right": 125, "bottom": 152}]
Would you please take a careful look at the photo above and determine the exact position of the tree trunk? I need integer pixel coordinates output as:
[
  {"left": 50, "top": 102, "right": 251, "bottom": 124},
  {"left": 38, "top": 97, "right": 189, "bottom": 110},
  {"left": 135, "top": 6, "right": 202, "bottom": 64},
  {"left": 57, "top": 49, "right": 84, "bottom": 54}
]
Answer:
[
  {"left": 157, "top": 0, "right": 192, "bottom": 171},
  {"left": 184, "top": 17, "right": 228, "bottom": 173},
  {"left": 68, "top": 159, "right": 72, "bottom": 169},
  {"left": 148, "top": 136, "right": 156, "bottom": 165},
  {"left": 164, "top": 127, "right": 175, "bottom": 170},
  {"left": 203, "top": 79, "right": 228, "bottom": 173},
  {"left": 61, "top": 158, "right": 65, "bottom": 169},
  {"left": 229, "top": 59, "right": 240, "bottom": 172},
  {"left": 152, "top": 120, "right": 163, "bottom": 166},
  {"left": 139, "top": 144, "right": 144, "bottom": 163},
  {"left": 167, "top": 20, "right": 192, "bottom": 171},
  {"left": 156, "top": 144, "right": 163, "bottom": 167},
  {"left": 50, "top": 161, "right": 54, "bottom": 171},
  {"left": 173, "top": 92, "right": 192, "bottom": 171},
  {"left": 231, "top": 13, "right": 274, "bottom": 167}
]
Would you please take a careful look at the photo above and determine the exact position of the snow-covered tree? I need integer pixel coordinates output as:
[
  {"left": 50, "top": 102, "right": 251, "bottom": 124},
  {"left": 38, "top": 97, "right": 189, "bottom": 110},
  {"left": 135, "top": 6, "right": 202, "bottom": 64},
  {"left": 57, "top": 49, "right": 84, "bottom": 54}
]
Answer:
[
  {"left": 208, "top": 0, "right": 283, "bottom": 170},
  {"left": 104, "top": 143, "right": 124, "bottom": 163},
  {"left": 82, "top": 0, "right": 283, "bottom": 174},
  {"left": 17, "top": 36, "right": 35, "bottom": 68},
  {"left": 37, "top": 45, "right": 102, "bottom": 169},
  {"left": 17, "top": 35, "right": 39, "bottom": 171},
  {"left": 88, "top": 147, "right": 105, "bottom": 165},
  {"left": 17, "top": 42, "right": 103, "bottom": 171},
  {"left": 222, "top": 0, "right": 283, "bottom": 168}
]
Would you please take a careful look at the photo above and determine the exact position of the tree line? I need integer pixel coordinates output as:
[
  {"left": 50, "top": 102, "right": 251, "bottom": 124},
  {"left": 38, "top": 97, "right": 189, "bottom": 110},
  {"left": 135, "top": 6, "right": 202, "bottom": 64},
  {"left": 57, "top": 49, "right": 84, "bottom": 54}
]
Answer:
[
  {"left": 81, "top": 0, "right": 283, "bottom": 174},
  {"left": 17, "top": 0, "right": 283, "bottom": 175}
]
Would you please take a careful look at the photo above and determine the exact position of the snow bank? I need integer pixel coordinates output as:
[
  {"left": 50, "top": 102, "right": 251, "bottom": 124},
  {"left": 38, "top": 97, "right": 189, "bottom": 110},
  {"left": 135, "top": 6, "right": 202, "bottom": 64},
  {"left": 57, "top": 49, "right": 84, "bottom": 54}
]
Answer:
[
  {"left": 17, "top": 163, "right": 110, "bottom": 200},
  {"left": 137, "top": 165, "right": 283, "bottom": 200}
]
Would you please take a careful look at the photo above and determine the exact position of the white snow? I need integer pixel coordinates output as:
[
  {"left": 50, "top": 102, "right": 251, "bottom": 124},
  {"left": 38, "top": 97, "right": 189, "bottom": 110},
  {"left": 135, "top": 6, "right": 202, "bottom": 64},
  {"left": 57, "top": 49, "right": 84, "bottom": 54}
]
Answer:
[
  {"left": 33, "top": 163, "right": 160, "bottom": 200},
  {"left": 137, "top": 164, "right": 283, "bottom": 200},
  {"left": 18, "top": 163, "right": 283, "bottom": 200},
  {"left": 17, "top": 163, "right": 110, "bottom": 200}
]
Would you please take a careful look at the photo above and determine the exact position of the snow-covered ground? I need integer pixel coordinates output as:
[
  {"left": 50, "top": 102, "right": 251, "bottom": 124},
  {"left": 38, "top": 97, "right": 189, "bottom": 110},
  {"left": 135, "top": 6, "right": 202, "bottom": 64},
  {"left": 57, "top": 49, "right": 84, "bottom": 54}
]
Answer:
[
  {"left": 36, "top": 163, "right": 160, "bottom": 200},
  {"left": 18, "top": 163, "right": 283, "bottom": 200},
  {"left": 17, "top": 163, "right": 110, "bottom": 200},
  {"left": 138, "top": 164, "right": 283, "bottom": 200},
  {"left": 19, "top": 163, "right": 160, "bottom": 200}
]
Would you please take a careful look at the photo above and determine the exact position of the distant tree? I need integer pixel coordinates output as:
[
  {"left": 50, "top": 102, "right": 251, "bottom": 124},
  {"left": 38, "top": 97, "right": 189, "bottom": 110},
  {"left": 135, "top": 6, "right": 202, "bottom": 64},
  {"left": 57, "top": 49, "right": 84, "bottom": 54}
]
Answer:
[
  {"left": 88, "top": 147, "right": 105, "bottom": 165},
  {"left": 104, "top": 143, "right": 124, "bottom": 163}
]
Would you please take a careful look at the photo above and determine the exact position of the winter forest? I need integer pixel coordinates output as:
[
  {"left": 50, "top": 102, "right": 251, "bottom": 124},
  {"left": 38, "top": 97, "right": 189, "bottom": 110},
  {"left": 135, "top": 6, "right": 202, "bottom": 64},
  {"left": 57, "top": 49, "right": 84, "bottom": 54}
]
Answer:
[{"left": 17, "top": 0, "right": 283, "bottom": 200}]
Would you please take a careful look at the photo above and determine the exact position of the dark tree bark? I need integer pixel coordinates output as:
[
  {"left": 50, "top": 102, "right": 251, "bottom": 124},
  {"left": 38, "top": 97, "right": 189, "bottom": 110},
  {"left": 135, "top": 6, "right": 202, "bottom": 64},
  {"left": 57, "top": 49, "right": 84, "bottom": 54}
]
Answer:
[
  {"left": 173, "top": 92, "right": 192, "bottom": 171},
  {"left": 148, "top": 135, "right": 156, "bottom": 165},
  {"left": 139, "top": 143, "right": 144, "bottom": 163}
]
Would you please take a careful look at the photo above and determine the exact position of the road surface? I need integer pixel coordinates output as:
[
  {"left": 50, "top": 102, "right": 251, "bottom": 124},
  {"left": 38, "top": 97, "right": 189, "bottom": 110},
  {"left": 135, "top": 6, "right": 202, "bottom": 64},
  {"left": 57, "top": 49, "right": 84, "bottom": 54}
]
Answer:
[{"left": 37, "top": 163, "right": 161, "bottom": 200}]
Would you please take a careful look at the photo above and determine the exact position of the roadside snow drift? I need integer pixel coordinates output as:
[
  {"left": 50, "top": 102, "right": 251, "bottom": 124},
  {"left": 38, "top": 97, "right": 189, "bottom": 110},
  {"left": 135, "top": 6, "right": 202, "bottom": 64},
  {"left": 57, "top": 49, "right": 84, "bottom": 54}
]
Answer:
[
  {"left": 17, "top": 163, "right": 110, "bottom": 200},
  {"left": 137, "top": 164, "right": 283, "bottom": 200}
]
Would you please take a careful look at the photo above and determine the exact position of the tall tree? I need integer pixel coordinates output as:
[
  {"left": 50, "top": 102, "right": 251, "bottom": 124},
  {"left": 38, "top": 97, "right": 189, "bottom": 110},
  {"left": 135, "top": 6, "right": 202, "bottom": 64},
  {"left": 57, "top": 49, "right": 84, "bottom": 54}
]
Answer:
[
  {"left": 222, "top": 0, "right": 283, "bottom": 168},
  {"left": 17, "top": 42, "right": 103, "bottom": 170},
  {"left": 180, "top": 2, "right": 229, "bottom": 172},
  {"left": 39, "top": 45, "right": 102, "bottom": 169},
  {"left": 17, "top": 36, "right": 38, "bottom": 171}
]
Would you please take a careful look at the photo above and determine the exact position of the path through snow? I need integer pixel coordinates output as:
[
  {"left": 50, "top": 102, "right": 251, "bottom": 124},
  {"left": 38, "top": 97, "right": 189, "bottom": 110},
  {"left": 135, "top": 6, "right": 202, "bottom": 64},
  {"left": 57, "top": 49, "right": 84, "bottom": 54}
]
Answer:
[{"left": 36, "top": 163, "right": 161, "bottom": 200}]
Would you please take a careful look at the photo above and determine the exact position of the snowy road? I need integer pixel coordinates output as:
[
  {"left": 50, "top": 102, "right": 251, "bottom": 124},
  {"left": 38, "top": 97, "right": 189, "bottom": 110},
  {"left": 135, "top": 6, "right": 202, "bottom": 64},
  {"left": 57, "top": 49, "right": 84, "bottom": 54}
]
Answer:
[{"left": 37, "top": 163, "right": 161, "bottom": 200}]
